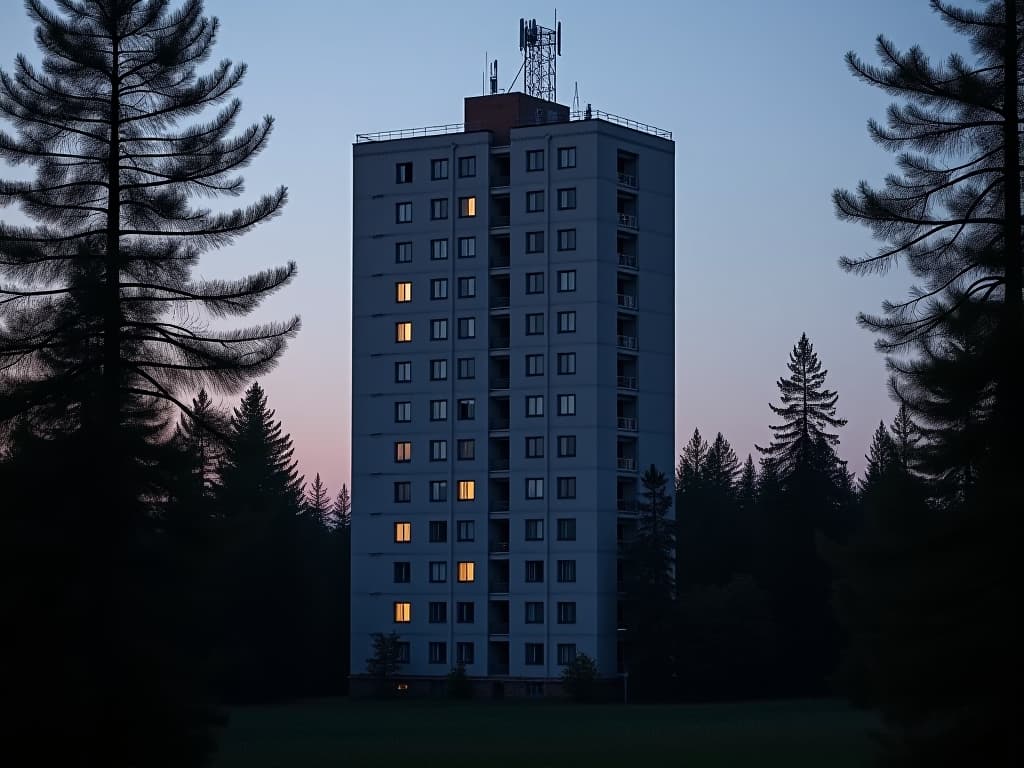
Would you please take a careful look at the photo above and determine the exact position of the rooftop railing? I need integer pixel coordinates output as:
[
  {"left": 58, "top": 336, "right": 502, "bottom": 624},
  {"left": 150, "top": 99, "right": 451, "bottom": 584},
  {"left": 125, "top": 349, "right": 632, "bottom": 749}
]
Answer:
[{"left": 355, "top": 122, "right": 470, "bottom": 143}]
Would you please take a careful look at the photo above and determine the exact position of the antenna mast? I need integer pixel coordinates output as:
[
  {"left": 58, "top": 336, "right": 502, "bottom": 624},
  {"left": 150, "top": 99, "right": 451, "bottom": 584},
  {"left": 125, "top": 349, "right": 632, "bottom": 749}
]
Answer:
[{"left": 519, "top": 15, "right": 561, "bottom": 102}]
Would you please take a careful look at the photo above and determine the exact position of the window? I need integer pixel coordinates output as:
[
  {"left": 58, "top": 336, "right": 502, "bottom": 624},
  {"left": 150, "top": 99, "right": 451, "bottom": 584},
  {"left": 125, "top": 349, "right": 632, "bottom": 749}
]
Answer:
[
  {"left": 429, "top": 439, "right": 447, "bottom": 461},
  {"left": 525, "top": 436, "right": 544, "bottom": 458},
  {"left": 526, "top": 477, "right": 544, "bottom": 499},
  {"left": 431, "top": 198, "right": 448, "bottom": 220},
  {"left": 430, "top": 400, "right": 448, "bottom": 421},
  {"left": 526, "top": 395, "right": 544, "bottom": 417},
  {"left": 458, "top": 155, "right": 476, "bottom": 177},
  {"left": 557, "top": 352, "right": 576, "bottom": 375},
  {"left": 558, "top": 146, "right": 576, "bottom": 169},
  {"left": 429, "top": 480, "right": 447, "bottom": 502},
  {"left": 395, "top": 322, "right": 412, "bottom": 343},
  {"left": 525, "top": 313, "right": 544, "bottom": 336},
  {"left": 396, "top": 642, "right": 411, "bottom": 663},
  {"left": 396, "top": 241, "right": 413, "bottom": 263},
  {"left": 526, "top": 190, "right": 544, "bottom": 212},
  {"left": 457, "top": 520, "right": 475, "bottom": 542},
  {"left": 393, "top": 561, "right": 410, "bottom": 583},
  {"left": 456, "top": 601, "right": 475, "bottom": 623},
  {"left": 429, "top": 520, "right": 448, "bottom": 542},
  {"left": 429, "top": 601, "right": 447, "bottom": 623},
  {"left": 394, "top": 441, "right": 411, "bottom": 462},
  {"left": 431, "top": 278, "right": 448, "bottom": 300},
  {"left": 525, "top": 519, "right": 544, "bottom": 540},
  {"left": 526, "top": 149, "right": 544, "bottom": 171},
  {"left": 558, "top": 435, "right": 577, "bottom": 457},
  {"left": 394, "top": 481, "right": 411, "bottom": 503},
  {"left": 395, "top": 361, "right": 412, "bottom": 383},
  {"left": 431, "top": 157, "right": 449, "bottom": 180},
  {"left": 431, "top": 238, "right": 448, "bottom": 260},
  {"left": 455, "top": 440, "right": 475, "bottom": 463},
  {"left": 525, "top": 601, "right": 544, "bottom": 624},
  {"left": 557, "top": 518, "right": 576, "bottom": 541},
  {"left": 430, "top": 318, "right": 448, "bottom": 341},
  {"left": 525, "top": 560, "right": 544, "bottom": 582},
  {"left": 394, "top": 401, "right": 411, "bottom": 423},
  {"left": 557, "top": 559, "right": 577, "bottom": 583},
  {"left": 557, "top": 188, "right": 577, "bottom": 210},
  {"left": 395, "top": 161, "right": 413, "bottom": 183},
  {"left": 557, "top": 476, "right": 577, "bottom": 499},
  {"left": 526, "top": 231, "right": 544, "bottom": 253},
  {"left": 558, "top": 311, "right": 576, "bottom": 333},
  {"left": 457, "top": 561, "right": 475, "bottom": 583},
  {"left": 526, "top": 353, "right": 544, "bottom": 376},
  {"left": 396, "top": 202, "right": 412, "bottom": 223},
  {"left": 429, "top": 561, "right": 448, "bottom": 583},
  {"left": 558, "top": 394, "right": 576, "bottom": 416},
  {"left": 557, "top": 228, "right": 576, "bottom": 251},
  {"left": 457, "top": 398, "right": 475, "bottom": 420},
  {"left": 458, "top": 480, "right": 475, "bottom": 501},
  {"left": 525, "top": 643, "right": 544, "bottom": 665},
  {"left": 396, "top": 281, "right": 412, "bottom": 302},
  {"left": 459, "top": 196, "right": 476, "bottom": 217},
  {"left": 458, "top": 236, "right": 476, "bottom": 258},
  {"left": 458, "top": 276, "right": 476, "bottom": 298},
  {"left": 430, "top": 359, "right": 447, "bottom": 381},
  {"left": 457, "top": 317, "right": 476, "bottom": 339},
  {"left": 558, "top": 270, "right": 576, "bottom": 292},
  {"left": 429, "top": 641, "right": 447, "bottom": 664},
  {"left": 557, "top": 643, "right": 577, "bottom": 665},
  {"left": 457, "top": 357, "right": 475, "bottom": 379},
  {"left": 394, "top": 601, "right": 411, "bottom": 623},
  {"left": 525, "top": 272, "right": 544, "bottom": 294},
  {"left": 394, "top": 522, "right": 412, "bottom": 543},
  {"left": 456, "top": 642, "right": 475, "bottom": 665}
]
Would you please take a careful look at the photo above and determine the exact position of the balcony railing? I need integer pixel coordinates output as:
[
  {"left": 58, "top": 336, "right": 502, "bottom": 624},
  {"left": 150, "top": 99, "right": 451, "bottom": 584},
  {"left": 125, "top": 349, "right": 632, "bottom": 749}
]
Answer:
[
  {"left": 490, "top": 215, "right": 510, "bottom": 228},
  {"left": 491, "top": 174, "right": 510, "bottom": 187},
  {"left": 617, "top": 293, "right": 637, "bottom": 310},
  {"left": 488, "top": 662, "right": 510, "bottom": 675},
  {"left": 618, "top": 253, "right": 638, "bottom": 269},
  {"left": 617, "top": 213, "right": 638, "bottom": 229},
  {"left": 490, "top": 295, "right": 510, "bottom": 309},
  {"left": 489, "top": 540, "right": 510, "bottom": 554},
  {"left": 617, "top": 457, "right": 637, "bottom": 471},
  {"left": 490, "top": 499, "right": 510, "bottom": 513},
  {"left": 489, "top": 458, "right": 510, "bottom": 471},
  {"left": 489, "top": 581, "right": 510, "bottom": 594},
  {"left": 617, "top": 334, "right": 637, "bottom": 350},
  {"left": 490, "top": 377, "right": 510, "bottom": 390},
  {"left": 617, "top": 417, "right": 638, "bottom": 432},
  {"left": 490, "top": 336, "right": 510, "bottom": 350},
  {"left": 490, "top": 253, "right": 510, "bottom": 269},
  {"left": 617, "top": 375, "right": 638, "bottom": 390},
  {"left": 617, "top": 172, "right": 638, "bottom": 188},
  {"left": 488, "top": 623, "right": 510, "bottom": 636}
]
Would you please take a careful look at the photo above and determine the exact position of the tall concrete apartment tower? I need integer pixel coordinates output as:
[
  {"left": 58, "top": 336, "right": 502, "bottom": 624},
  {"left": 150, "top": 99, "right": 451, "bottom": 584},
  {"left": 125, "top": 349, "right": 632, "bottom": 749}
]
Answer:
[{"left": 351, "top": 41, "right": 674, "bottom": 693}]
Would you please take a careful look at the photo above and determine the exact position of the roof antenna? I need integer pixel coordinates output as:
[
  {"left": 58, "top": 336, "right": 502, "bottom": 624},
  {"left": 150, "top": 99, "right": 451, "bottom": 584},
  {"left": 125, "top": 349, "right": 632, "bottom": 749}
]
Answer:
[{"left": 572, "top": 81, "right": 579, "bottom": 112}]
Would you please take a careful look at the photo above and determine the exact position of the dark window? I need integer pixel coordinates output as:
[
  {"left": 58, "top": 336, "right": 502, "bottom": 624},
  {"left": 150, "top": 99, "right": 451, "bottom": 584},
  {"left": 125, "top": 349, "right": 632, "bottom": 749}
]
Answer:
[
  {"left": 525, "top": 601, "right": 544, "bottom": 624},
  {"left": 429, "top": 601, "right": 447, "bottom": 624},
  {"left": 431, "top": 318, "right": 448, "bottom": 341},
  {"left": 557, "top": 188, "right": 576, "bottom": 210},
  {"left": 526, "top": 190, "right": 544, "bottom": 212},
  {"left": 456, "top": 601, "right": 475, "bottom": 623},
  {"left": 525, "top": 436, "right": 544, "bottom": 458},
  {"left": 525, "top": 272, "right": 544, "bottom": 294},
  {"left": 557, "top": 352, "right": 576, "bottom": 375},
  {"left": 526, "top": 231, "right": 544, "bottom": 253},
  {"left": 430, "top": 480, "right": 447, "bottom": 502},
  {"left": 431, "top": 198, "right": 448, "bottom": 220},
  {"left": 429, "top": 439, "right": 447, "bottom": 460},
  {"left": 429, "top": 561, "right": 448, "bottom": 583},
  {"left": 558, "top": 146, "right": 576, "bottom": 169},
  {"left": 458, "top": 276, "right": 476, "bottom": 298},
  {"left": 526, "top": 149, "right": 544, "bottom": 171},
  {"left": 557, "top": 228, "right": 576, "bottom": 251},
  {"left": 457, "top": 317, "right": 476, "bottom": 339},
  {"left": 557, "top": 643, "right": 577, "bottom": 665},
  {"left": 429, "top": 641, "right": 447, "bottom": 664},
  {"left": 557, "top": 518, "right": 576, "bottom": 541},
  {"left": 396, "top": 201, "right": 412, "bottom": 223},
  {"left": 526, "top": 477, "right": 544, "bottom": 499},
  {"left": 558, "top": 394, "right": 576, "bottom": 416},
  {"left": 557, "top": 602, "right": 576, "bottom": 624},
  {"left": 458, "top": 236, "right": 476, "bottom": 258},
  {"left": 431, "top": 158, "right": 449, "bottom": 180},
  {"left": 558, "top": 311, "right": 576, "bottom": 333},
  {"left": 457, "top": 439, "right": 475, "bottom": 461},
  {"left": 431, "top": 278, "right": 448, "bottom": 300},
  {"left": 456, "top": 642, "right": 475, "bottom": 665},
  {"left": 457, "top": 357, "right": 475, "bottom": 379},
  {"left": 396, "top": 241, "right": 413, "bottom": 262},
  {"left": 558, "top": 270, "right": 576, "bottom": 292},
  {"left": 526, "top": 395, "right": 543, "bottom": 417},
  {"left": 557, "top": 476, "right": 577, "bottom": 499},
  {"left": 525, "top": 519, "right": 544, "bottom": 540},
  {"left": 394, "top": 481, "right": 411, "bottom": 503},
  {"left": 393, "top": 561, "right": 410, "bottom": 583},
  {"left": 526, "top": 353, "right": 544, "bottom": 376},
  {"left": 429, "top": 520, "right": 448, "bottom": 542},
  {"left": 430, "top": 359, "right": 447, "bottom": 381},
  {"left": 526, "top": 312, "right": 544, "bottom": 336},
  {"left": 458, "top": 156, "right": 476, "bottom": 177},
  {"left": 457, "top": 398, "right": 475, "bottom": 420},
  {"left": 395, "top": 161, "right": 413, "bottom": 183},
  {"left": 557, "top": 559, "right": 577, "bottom": 583},
  {"left": 396, "top": 642, "right": 411, "bottom": 663},
  {"left": 525, "top": 560, "right": 544, "bottom": 583},
  {"left": 525, "top": 643, "right": 544, "bottom": 665},
  {"left": 558, "top": 435, "right": 576, "bottom": 457},
  {"left": 457, "top": 520, "right": 475, "bottom": 542},
  {"left": 429, "top": 400, "right": 447, "bottom": 421},
  {"left": 431, "top": 238, "right": 448, "bottom": 260},
  {"left": 394, "top": 401, "right": 411, "bottom": 423}
]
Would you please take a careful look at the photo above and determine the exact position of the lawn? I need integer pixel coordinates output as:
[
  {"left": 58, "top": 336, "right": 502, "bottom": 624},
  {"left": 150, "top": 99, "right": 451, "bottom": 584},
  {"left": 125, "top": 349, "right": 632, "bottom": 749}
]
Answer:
[{"left": 214, "top": 697, "right": 878, "bottom": 767}]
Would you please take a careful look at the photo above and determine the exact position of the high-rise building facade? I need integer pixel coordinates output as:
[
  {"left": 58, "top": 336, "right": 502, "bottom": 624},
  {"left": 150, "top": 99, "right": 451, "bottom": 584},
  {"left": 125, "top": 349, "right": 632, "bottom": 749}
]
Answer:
[{"left": 351, "top": 92, "right": 674, "bottom": 695}]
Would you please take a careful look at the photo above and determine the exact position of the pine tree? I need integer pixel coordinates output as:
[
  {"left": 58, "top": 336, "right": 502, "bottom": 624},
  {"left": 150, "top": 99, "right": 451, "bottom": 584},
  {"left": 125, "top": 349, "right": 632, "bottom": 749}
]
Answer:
[
  {"left": 736, "top": 454, "right": 758, "bottom": 516},
  {"left": 705, "top": 432, "right": 741, "bottom": 497},
  {"left": 889, "top": 402, "right": 920, "bottom": 473},
  {"left": 173, "top": 388, "right": 229, "bottom": 500},
  {"left": 305, "top": 473, "right": 331, "bottom": 528},
  {"left": 860, "top": 421, "right": 898, "bottom": 494},
  {"left": 331, "top": 483, "right": 352, "bottom": 530}
]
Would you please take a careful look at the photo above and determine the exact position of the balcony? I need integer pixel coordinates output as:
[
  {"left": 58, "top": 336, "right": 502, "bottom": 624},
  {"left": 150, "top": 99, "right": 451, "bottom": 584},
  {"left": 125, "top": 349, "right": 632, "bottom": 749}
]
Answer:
[
  {"left": 617, "top": 213, "right": 638, "bottom": 229},
  {"left": 617, "top": 172, "right": 638, "bottom": 189},
  {"left": 489, "top": 539, "right": 510, "bottom": 554},
  {"left": 489, "top": 581, "right": 510, "bottom": 594},
  {"left": 488, "top": 623, "right": 510, "bottom": 636},
  {"left": 490, "top": 251, "right": 510, "bottom": 269},
  {"left": 491, "top": 174, "right": 510, "bottom": 188},
  {"left": 490, "top": 499, "right": 510, "bottom": 513},
  {"left": 490, "top": 295, "right": 510, "bottom": 310},
  {"left": 489, "top": 336, "right": 510, "bottom": 350},
  {"left": 617, "top": 334, "right": 637, "bottom": 351},
  {"left": 617, "top": 417, "right": 637, "bottom": 432},
  {"left": 488, "top": 662, "right": 510, "bottom": 675},
  {"left": 490, "top": 214, "right": 510, "bottom": 228},
  {"left": 617, "top": 293, "right": 637, "bottom": 310},
  {"left": 489, "top": 377, "right": 510, "bottom": 390},
  {"left": 618, "top": 252, "right": 638, "bottom": 269},
  {"left": 617, "top": 375, "right": 638, "bottom": 390},
  {"left": 617, "top": 500, "right": 637, "bottom": 514},
  {"left": 617, "top": 457, "right": 637, "bottom": 471},
  {"left": 489, "top": 457, "right": 510, "bottom": 472}
]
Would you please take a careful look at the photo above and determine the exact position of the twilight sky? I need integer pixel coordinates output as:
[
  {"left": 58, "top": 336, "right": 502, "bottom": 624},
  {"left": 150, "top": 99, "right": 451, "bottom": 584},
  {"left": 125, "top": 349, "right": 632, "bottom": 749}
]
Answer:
[{"left": 0, "top": 1, "right": 967, "bottom": 495}]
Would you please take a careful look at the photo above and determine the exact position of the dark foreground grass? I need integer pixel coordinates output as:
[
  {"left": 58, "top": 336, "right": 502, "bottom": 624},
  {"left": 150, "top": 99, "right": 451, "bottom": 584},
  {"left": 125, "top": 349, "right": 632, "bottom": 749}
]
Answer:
[{"left": 214, "top": 697, "right": 877, "bottom": 767}]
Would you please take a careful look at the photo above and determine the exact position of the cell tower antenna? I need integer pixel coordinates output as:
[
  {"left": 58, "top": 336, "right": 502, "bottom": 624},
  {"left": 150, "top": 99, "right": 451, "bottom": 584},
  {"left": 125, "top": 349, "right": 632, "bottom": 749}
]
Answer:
[
  {"left": 572, "top": 81, "right": 580, "bottom": 112},
  {"left": 518, "top": 13, "right": 561, "bottom": 102}
]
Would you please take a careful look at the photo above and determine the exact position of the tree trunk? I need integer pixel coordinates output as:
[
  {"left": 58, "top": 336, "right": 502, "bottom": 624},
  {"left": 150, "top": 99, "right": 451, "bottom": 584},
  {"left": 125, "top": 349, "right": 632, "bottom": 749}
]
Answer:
[{"left": 103, "top": 26, "right": 122, "bottom": 509}]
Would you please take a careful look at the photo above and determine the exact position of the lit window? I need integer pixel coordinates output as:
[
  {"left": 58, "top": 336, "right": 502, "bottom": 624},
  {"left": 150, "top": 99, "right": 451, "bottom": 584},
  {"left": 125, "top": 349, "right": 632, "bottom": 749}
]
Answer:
[
  {"left": 395, "top": 322, "right": 412, "bottom": 343},
  {"left": 394, "top": 601, "right": 411, "bottom": 622},
  {"left": 394, "top": 441, "right": 411, "bottom": 462},
  {"left": 459, "top": 196, "right": 476, "bottom": 217},
  {"left": 457, "top": 561, "right": 475, "bottom": 582},
  {"left": 394, "top": 522, "right": 411, "bottom": 542},
  {"left": 458, "top": 480, "right": 475, "bottom": 501},
  {"left": 396, "top": 282, "right": 412, "bottom": 302}
]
